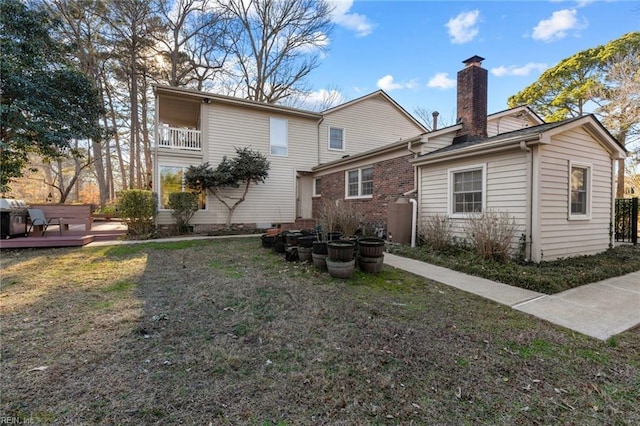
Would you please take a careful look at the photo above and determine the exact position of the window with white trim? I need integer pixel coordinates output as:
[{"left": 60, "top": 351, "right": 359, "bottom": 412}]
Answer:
[
  {"left": 159, "top": 165, "right": 206, "bottom": 210},
  {"left": 449, "top": 165, "right": 485, "bottom": 215},
  {"left": 329, "top": 127, "right": 344, "bottom": 151},
  {"left": 346, "top": 166, "right": 373, "bottom": 198},
  {"left": 569, "top": 162, "right": 591, "bottom": 218},
  {"left": 313, "top": 177, "right": 322, "bottom": 197},
  {"left": 270, "top": 117, "right": 288, "bottom": 156}
]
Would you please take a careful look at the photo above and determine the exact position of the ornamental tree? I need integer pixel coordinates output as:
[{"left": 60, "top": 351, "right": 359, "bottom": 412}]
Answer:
[{"left": 185, "top": 147, "right": 270, "bottom": 228}]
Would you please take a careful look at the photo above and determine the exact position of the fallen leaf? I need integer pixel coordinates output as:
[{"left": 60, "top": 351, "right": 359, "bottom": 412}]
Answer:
[{"left": 29, "top": 366, "right": 48, "bottom": 372}]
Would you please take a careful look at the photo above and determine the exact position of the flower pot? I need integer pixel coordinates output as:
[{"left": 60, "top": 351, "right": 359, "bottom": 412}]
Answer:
[
  {"left": 285, "top": 231, "right": 303, "bottom": 246},
  {"left": 327, "top": 240, "right": 356, "bottom": 261},
  {"left": 298, "top": 235, "right": 316, "bottom": 248},
  {"left": 312, "top": 252, "right": 328, "bottom": 270},
  {"left": 272, "top": 233, "right": 286, "bottom": 253},
  {"left": 261, "top": 234, "right": 275, "bottom": 248},
  {"left": 358, "top": 255, "right": 384, "bottom": 274},
  {"left": 312, "top": 241, "right": 328, "bottom": 255},
  {"left": 327, "top": 231, "right": 343, "bottom": 241},
  {"left": 266, "top": 228, "right": 280, "bottom": 237},
  {"left": 298, "top": 246, "right": 312, "bottom": 262},
  {"left": 326, "top": 258, "right": 356, "bottom": 279},
  {"left": 357, "top": 237, "right": 386, "bottom": 258}
]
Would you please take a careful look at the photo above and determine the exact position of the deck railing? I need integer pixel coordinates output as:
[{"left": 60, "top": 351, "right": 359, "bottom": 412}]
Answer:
[{"left": 158, "top": 127, "right": 201, "bottom": 151}]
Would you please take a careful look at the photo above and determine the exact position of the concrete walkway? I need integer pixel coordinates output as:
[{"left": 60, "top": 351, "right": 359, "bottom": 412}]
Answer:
[{"left": 383, "top": 253, "right": 640, "bottom": 341}]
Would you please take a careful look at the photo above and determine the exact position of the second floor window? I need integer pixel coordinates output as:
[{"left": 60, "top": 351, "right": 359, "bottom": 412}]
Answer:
[
  {"left": 270, "top": 117, "right": 288, "bottom": 156},
  {"left": 329, "top": 127, "right": 344, "bottom": 150}
]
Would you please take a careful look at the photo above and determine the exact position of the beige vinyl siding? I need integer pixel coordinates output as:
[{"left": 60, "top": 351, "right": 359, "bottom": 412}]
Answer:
[
  {"left": 422, "top": 133, "right": 455, "bottom": 155},
  {"left": 319, "top": 95, "right": 424, "bottom": 164},
  {"left": 487, "top": 115, "right": 532, "bottom": 137},
  {"left": 418, "top": 150, "right": 528, "bottom": 249},
  {"left": 537, "top": 127, "right": 613, "bottom": 260},
  {"left": 190, "top": 102, "right": 318, "bottom": 225}
]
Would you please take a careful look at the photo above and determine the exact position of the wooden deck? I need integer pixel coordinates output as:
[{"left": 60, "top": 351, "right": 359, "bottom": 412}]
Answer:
[{"left": 0, "top": 221, "right": 127, "bottom": 249}]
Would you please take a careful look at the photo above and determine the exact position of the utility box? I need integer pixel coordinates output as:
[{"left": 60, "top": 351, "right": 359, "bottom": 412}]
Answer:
[{"left": 387, "top": 197, "right": 413, "bottom": 244}]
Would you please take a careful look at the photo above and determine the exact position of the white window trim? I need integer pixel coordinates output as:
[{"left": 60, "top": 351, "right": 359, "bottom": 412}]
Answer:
[
  {"left": 158, "top": 164, "right": 208, "bottom": 211},
  {"left": 328, "top": 126, "right": 345, "bottom": 151},
  {"left": 345, "top": 166, "right": 373, "bottom": 199},
  {"left": 447, "top": 163, "right": 487, "bottom": 218},
  {"left": 313, "top": 177, "right": 322, "bottom": 197},
  {"left": 270, "top": 117, "right": 288, "bottom": 157},
  {"left": 568, "top": 161, "right": 592, "bottom": 220}
]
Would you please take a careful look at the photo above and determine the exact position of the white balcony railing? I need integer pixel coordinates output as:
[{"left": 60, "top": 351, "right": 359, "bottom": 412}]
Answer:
[{"left": 158, "top": 127, "right": 201, "bottom": 151}]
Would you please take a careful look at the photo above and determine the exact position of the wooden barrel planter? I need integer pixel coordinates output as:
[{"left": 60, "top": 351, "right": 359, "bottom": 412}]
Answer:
[
  {"left": 298, "top": 246, "right": 312, "bottom": 262},
  {"left": 326, "top": 258, "right": 356, "bottom": 279},
  {"left": 285, "top": 231, "right": 303, "bottom": 246},
  {"left": 312, "top": 241, "right": 328, "bottom": 255},
  {"left": 312, "top": 252, "right": 328, "bottom": 270},
  {"left": 298, "top": 235, "right": 316, "bottom": 248},
  {"left": 357, "top": 237, "right": 385, "bottom": 257},
  {"left": 272, "top": 233, "right": 286, "bottom": 253},
  {"left": 327, "top": 232, "right": 343, "bottom": 241},
  {"left": 261, "top": 234, "right": 275, "bottom": 248},
  {"left": 327, "top": 240, "right": 356, "bottom": 261},
  {"left": 358, "top": 255, "right": 384, "bottom": 274}
]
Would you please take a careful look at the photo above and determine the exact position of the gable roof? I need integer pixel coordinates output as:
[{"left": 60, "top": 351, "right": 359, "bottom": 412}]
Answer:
[
  {"left": 322, "top": 90, "right": 428, "bottom": 133},
  {"left": 488, "top": 105, "right": 545, "bottom": 125},
  {"left": 412, "top": 114, "right": 626, "bottom": 165}
]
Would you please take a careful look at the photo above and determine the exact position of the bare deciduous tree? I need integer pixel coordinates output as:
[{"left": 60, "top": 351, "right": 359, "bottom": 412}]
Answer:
[
  {"left": 218, "top": 0, "right": 334, "bottom": 103},
  {"left": 154, "top": 0, "right": 228, "bottom": 88}
]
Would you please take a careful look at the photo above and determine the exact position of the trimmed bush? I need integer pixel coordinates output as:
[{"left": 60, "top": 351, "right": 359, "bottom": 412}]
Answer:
[
  {"left": 117, "top": 190, "right": 157, "bottom": 238},
  {"left": 168, "top": 192, "right": 198, "bottom": 233}
]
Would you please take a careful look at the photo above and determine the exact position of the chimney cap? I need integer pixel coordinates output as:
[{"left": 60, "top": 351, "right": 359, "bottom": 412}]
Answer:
[{"left": 462, "top": 55, "right": 485, "bottom": 66}]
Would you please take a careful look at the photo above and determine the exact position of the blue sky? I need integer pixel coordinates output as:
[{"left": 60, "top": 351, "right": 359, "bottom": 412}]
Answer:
[{"left": 303, "top": 0, "right": 639, "bottom": 123}]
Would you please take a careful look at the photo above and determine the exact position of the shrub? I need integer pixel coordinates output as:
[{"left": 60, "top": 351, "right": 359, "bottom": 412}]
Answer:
[
  {"left": 317, "top": 199, "right": 365, "bottom": 238},
  {"left": 465, "top": 210, "right": 520, "bottom": 262},
  {"left": 168, "top": 192, "right": 198, "bottom": 234},
  {"left": 117, "top": 190, "right": 157, "bottom": 238},
  {"left": 419, "top": 214, "right": 452, "bottom": 251}
]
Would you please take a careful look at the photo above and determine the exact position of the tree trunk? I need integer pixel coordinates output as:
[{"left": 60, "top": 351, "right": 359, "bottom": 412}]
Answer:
[{"left": 616, "top": 131, "right": 627, "bottom": 199}]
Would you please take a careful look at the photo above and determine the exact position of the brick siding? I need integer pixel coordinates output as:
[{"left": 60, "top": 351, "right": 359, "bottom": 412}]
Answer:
[{"left": 312, "top": 154, "right": 416, "bottom": 234}]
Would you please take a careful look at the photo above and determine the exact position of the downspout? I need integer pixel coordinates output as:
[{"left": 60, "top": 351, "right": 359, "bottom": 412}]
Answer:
[
  {"left": 317, "top": 117, "right": 324, "bottom": 166},
  {"left": 153, "top": 90, "right": 160, "bottom": 228},
  {"left": 520, "top": 141, "right": 533, "bottom": 261},
  {"left": 409, "top": 198, "right": 417, "bottom": 248},
  {"left": 610, "top": 157, "right": 616, "bottom": 249},
  {"left": 406, "top": 139, "right": 419, "bottom": 246}
]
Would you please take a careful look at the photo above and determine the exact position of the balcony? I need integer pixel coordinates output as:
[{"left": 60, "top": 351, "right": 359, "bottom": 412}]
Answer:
[{"left": 158, "top": 127, "right": 201, "bottom": 151}]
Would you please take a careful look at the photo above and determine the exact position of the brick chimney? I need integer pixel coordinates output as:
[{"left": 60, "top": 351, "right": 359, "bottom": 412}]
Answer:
[{"left": 454, "top": 55, "right": 487, "bottom": 143}]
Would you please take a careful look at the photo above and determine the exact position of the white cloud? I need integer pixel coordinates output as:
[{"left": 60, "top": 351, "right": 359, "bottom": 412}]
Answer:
[
  {"left": 445, "top": 10, "right": 480, "bottom": 44},
  {"left": 377, "top": 75, "right": 403, "bottom": 91},
  {"left": 427, "top": 73, "right": 456, "bottom": 89},
  {"left": 328, "top": 0, "right": 375, "bottom": 37},
  {"left": 532, "top": 9, "right": 587, "bottom": 42},
  {"left": 491, "top": 62, "right": 548, "bottom": 77},
  {"left": 376, "top": 75, "right": 418, "bottom": 92}
]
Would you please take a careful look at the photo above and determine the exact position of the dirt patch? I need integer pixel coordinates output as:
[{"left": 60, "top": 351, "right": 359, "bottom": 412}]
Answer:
[{"left": 1, "top": 239, "right": 638, "bottom": 424}]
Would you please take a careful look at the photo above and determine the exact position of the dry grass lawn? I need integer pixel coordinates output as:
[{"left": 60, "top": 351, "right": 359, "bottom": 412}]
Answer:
[{"left": 1, "top": 238, "right": 638, "bottom": 424}]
